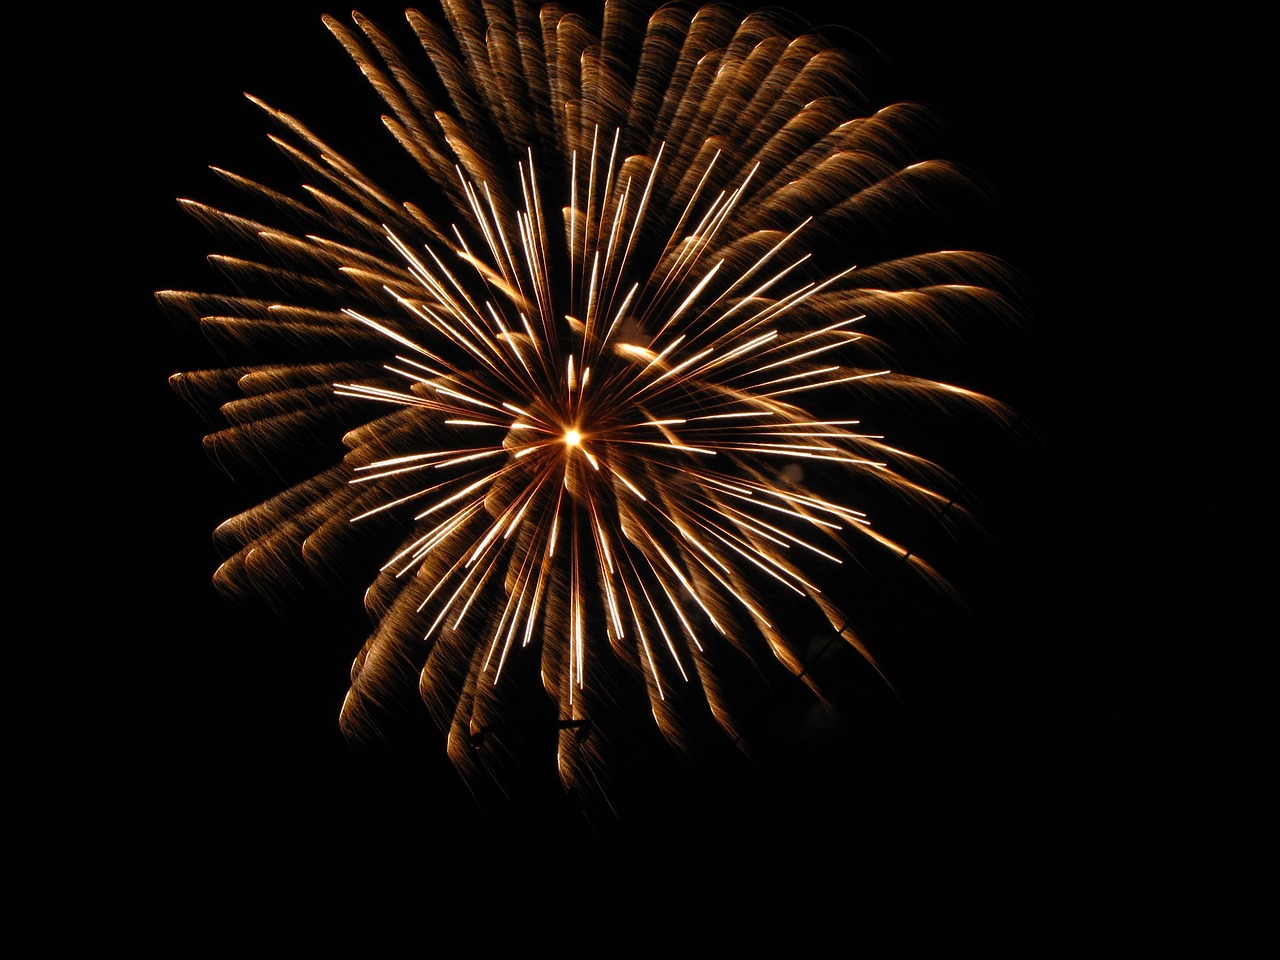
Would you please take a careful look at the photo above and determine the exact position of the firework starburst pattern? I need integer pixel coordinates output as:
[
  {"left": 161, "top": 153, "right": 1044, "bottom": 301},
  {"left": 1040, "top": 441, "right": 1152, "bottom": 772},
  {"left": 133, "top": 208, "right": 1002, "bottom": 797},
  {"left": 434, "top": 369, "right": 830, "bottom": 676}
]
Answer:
[{"left": 166, "top": 0, "right": 1013, "bottom": 803}]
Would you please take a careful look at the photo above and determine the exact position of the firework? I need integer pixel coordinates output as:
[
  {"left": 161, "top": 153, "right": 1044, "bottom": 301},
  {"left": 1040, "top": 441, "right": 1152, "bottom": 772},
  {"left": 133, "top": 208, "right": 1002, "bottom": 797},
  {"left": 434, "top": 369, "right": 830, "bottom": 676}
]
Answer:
[{"left": 164, "top": 0, "right": 1013, "bottom": 802}]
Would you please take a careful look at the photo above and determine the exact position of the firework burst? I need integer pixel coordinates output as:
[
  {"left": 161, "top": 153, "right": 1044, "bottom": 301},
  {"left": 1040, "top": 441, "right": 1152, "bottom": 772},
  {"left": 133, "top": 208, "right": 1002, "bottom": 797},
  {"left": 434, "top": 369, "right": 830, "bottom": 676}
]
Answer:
[{"left": 165, "top": 0, "right": 1014, "bottom": 802}]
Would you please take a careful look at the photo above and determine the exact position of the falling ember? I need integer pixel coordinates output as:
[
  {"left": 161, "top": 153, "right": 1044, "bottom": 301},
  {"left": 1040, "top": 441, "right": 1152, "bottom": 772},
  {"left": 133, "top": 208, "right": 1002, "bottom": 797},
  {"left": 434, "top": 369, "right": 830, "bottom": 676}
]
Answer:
[{"left": 165, "top": 0, "right": 1015, "bottom": 804}]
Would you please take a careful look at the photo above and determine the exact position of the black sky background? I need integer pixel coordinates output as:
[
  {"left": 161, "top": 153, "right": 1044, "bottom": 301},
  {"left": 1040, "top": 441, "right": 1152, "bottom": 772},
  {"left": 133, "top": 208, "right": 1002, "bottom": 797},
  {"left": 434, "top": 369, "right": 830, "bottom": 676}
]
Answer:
[{"left": 28, "top": 1, "right": 1266, "bottom": 951}]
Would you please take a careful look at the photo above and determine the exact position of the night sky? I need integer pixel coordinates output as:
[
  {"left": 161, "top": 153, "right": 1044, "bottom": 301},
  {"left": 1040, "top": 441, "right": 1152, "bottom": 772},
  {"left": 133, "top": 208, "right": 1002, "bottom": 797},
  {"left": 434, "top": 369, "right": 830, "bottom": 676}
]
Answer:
[{"left": 29, "top": 1, "right": 1263, "bottom": 951}]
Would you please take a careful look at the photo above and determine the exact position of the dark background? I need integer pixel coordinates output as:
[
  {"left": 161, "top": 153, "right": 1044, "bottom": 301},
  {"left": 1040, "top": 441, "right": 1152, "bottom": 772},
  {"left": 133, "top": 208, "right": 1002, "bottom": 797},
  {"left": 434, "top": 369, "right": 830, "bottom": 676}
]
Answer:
[{"left": 27, "top": 1, "right": 1264, "bottom": 950}]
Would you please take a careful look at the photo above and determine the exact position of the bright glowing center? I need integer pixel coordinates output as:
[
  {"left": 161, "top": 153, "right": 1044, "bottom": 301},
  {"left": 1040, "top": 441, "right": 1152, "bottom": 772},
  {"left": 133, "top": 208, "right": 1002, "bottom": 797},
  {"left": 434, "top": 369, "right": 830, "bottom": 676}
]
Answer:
[{"left": 564, "top": 429, "right": 582, "bottom": 446}]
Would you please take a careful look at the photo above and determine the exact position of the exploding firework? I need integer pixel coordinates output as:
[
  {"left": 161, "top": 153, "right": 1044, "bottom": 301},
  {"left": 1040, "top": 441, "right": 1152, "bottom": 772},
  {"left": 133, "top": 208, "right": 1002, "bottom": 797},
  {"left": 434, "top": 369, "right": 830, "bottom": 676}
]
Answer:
[{"left": 165, "top": 0, "right": 1014, "bottom": 803}]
